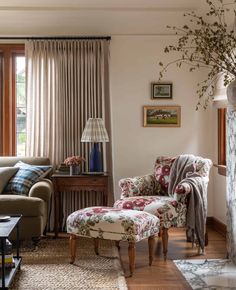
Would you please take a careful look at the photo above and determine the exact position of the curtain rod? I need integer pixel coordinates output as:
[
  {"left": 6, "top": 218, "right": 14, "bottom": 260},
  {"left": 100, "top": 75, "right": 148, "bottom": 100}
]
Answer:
[{"left": 0, "top": 36, "right": 111, "bottom": 40}]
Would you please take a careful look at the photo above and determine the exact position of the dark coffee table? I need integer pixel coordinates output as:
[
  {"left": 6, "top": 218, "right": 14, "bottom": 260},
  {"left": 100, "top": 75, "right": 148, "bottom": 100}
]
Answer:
[{"left": 0, "top": 216, "right": 22, "bottom": 290}]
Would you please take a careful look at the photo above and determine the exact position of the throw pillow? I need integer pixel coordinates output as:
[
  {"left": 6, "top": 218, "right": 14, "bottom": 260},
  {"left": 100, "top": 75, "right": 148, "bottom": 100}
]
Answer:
[
  {"left": 0, "top": 167, "right": 19, "bottom": 194},
  {"left": 3, "top": 161, "right": 52, "bottom": 196}
]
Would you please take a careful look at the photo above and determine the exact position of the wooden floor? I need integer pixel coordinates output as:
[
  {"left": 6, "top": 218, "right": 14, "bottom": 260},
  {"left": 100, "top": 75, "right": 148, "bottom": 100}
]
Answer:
[{"left": 119, "top": 227, "right": 227, "bottom": 290}]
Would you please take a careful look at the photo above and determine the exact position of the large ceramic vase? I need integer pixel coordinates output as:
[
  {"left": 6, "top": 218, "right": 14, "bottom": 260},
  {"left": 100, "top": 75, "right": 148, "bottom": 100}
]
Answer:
[{"left": 227, "top": 79, "right": 236, "bottom": 111}]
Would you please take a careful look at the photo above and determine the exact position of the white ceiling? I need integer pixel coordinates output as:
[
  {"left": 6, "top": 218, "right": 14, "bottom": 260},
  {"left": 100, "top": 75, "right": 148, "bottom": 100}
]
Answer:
[{"left": 0, "top": 0, "right": 202, "bottom": 36}]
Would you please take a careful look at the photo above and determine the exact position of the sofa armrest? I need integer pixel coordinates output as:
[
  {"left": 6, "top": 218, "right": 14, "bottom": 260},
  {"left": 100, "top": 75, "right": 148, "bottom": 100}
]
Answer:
[
  {"left": 119, "top": 174, "right": 161, "bottom": 198},
  {"left": 28, "top": 178, "right": 53, "bottom": 204},
  {"left": 0, "top": 195, "right": 45, "bottom": 216}
]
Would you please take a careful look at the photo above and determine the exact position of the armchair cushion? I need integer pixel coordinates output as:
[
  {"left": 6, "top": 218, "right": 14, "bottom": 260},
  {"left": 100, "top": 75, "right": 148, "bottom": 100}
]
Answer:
[
  {"left": 114, "top": 195, "right": 187, "bottom": 229},
  {"left": 119, "top": 174, "right": 161, "bottom": 198},
  {"left": 4, "top": 161, "right": 52, "bottom": 196}
]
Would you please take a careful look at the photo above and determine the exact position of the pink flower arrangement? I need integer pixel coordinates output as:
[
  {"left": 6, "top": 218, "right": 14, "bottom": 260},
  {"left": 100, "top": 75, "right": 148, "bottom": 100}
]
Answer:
[{"left": 64, "top": 156, "right": 85, "bottom": 166}]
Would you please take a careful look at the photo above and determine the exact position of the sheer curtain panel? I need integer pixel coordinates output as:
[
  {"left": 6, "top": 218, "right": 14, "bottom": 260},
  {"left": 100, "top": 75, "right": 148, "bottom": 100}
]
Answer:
[{"left": 25, "top": 39, "right": 113, "bottom": 229}]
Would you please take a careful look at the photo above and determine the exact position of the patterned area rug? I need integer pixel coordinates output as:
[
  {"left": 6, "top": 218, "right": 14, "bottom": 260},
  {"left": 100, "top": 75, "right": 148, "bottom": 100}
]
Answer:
[
  {"left": 10, "top": 237, "right": 127, "bottom": 290},
  {"left": 174, "top": 259, "right": 236, "bottom": 290}
]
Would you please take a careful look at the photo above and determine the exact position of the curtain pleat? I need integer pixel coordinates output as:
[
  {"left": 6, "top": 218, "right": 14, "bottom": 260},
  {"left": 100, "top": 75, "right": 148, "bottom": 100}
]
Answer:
[{"left": 25, "top": 39, "right": 113, "bottom": 231}]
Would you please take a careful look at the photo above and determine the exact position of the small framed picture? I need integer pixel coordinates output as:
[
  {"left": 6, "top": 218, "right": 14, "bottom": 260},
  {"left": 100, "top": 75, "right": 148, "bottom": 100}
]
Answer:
[
  {"left": 151, "top": 83, "right": 172, "bottom": 99},
  {"left": 143, "top": 105, "right": 181, "bottom": 127}
]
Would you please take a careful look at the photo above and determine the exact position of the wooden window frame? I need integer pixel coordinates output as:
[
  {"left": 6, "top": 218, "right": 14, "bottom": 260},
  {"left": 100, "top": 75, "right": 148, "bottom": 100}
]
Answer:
[
  {"left": 217, "top": 108, "right": 226, "bottom": 176},
  {"left": 0, "top": 44, "right": 25, "bottom": 156}
]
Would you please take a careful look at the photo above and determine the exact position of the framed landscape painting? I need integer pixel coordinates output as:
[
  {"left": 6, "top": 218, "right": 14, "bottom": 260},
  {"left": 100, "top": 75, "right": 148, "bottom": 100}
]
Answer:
[
  {"left": 151, "top": 83, "right": 172, "bottom": 99},
  {"left": 143, "top": 106, "right": 181, "bottom": 127}
]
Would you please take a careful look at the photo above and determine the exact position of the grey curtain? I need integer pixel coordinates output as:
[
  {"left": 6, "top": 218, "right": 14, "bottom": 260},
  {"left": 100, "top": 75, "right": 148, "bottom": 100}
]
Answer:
[{"left": 25, "top": 39, "right": 113, "bottom": 230}]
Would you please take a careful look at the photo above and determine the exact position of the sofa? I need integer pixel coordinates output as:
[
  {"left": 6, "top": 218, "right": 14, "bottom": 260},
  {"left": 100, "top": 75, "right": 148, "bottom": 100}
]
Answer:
[{"left": 0, "top": 157, "right": 53, "bottom": 240}]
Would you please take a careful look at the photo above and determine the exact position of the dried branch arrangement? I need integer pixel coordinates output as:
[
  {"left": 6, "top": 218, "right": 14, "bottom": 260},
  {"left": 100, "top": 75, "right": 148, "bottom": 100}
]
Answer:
[{"left": 159, "top": 0, "right": 236, "bottom": 109}]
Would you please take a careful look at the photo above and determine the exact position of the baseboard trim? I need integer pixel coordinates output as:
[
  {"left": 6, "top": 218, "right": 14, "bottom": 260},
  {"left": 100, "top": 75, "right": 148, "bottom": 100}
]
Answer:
[{"left": 207, "top": 216, "right": 226, "bottom": 238}]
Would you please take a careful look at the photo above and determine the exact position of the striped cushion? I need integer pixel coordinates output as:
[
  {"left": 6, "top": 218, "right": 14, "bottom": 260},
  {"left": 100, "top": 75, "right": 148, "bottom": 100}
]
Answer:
[{"left": 3, "top": 161, "right": 52, "bottom": 196}]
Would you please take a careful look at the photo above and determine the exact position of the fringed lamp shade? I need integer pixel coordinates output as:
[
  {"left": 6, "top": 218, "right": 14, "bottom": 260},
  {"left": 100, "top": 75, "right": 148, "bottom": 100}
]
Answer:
[{"left": 81, "top": 118, "right": 109, "bottom": 172}]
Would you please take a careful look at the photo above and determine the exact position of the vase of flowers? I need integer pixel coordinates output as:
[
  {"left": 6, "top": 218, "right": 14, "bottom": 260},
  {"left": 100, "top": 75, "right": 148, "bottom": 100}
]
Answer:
[
  {"left": 159, "top": 0, "right": 236, "bottom": 110},
  {"left": 64, "top": 156, "right": 85, "bottom": 175}
]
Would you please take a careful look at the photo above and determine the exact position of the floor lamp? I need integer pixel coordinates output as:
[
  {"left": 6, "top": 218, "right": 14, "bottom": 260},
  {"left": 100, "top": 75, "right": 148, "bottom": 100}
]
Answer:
[{"left": 81, "top": 118, "right": 109, "bottom": 172}]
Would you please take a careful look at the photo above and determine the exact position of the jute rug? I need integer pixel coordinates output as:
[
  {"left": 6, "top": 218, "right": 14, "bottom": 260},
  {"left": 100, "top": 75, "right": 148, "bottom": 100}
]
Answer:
[{"left": 10, "top": 237, "right": 128, "bottom": 290}]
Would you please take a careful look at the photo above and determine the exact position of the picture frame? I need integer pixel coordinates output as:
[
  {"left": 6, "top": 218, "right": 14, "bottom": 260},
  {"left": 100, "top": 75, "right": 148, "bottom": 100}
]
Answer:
[
  {"left": 143, "top": 106, "right": 181, "bottom": 127},
  {"left": 151, "top": 83, "right": 172, "bottom": 99}
]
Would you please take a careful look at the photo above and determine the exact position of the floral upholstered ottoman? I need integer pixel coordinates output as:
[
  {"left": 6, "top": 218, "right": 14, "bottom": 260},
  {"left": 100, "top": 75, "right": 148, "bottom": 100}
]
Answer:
[{"left": 67, "top": 206, "right": 160, "bottom": 276}]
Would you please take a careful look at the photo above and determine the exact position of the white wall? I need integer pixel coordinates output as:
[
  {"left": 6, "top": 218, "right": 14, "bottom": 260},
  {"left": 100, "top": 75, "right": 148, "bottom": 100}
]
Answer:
[
  {"left": 212, "top": 168, "right": 227, "bottom": 223},
  {"left": 110, "top": 35, "right": 214, "bottom": 217}
]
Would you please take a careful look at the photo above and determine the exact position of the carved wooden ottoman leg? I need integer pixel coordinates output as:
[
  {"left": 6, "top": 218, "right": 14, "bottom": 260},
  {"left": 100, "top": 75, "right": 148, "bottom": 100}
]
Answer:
[
  {"left": 148, "top": 235, "right": 155, "bottom": 266},
  {"left": 94, "top": 238, "right": 99, "bottom": 255},
  {"left": 69, "top": 234, "right": 77, "bottom": 264},
  {"left": 162, "top": 228, "right": 169, "bottom": 261},
  {"left": 128, "top": 241, "right": 136, "bottom": 277}
]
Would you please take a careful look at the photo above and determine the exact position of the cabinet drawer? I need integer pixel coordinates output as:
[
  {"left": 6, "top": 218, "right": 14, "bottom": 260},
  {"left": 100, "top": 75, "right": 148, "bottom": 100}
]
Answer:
[{"left": 53, "top": 176, "right": 108, "bottom": 188}]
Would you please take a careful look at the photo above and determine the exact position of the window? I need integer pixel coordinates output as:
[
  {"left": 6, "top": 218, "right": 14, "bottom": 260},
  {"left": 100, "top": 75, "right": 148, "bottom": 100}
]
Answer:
[
  {"left": 217, "top": 108, "right": 226, "bottom": 175},
  {"left": 16, "top": 57, "right": 26, "bottom": 156},
  {"left": 0, "top": 44, "right": 25, "bottom": 156}
]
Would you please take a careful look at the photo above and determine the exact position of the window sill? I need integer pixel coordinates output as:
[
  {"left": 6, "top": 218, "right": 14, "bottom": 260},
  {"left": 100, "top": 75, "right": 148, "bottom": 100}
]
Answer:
[{"left": 213, "top": 164, "right": 226, "bottom": 176}]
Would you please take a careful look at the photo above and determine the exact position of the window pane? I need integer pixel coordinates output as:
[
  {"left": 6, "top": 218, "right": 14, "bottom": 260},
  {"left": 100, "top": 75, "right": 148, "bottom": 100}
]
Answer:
[{"left": 16, "top": 56, "right": 26, "bottom": 156}]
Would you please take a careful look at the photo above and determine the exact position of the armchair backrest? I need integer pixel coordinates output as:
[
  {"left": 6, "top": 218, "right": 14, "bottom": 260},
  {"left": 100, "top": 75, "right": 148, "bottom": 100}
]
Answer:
[
  {"left": 118, "top": 155, "right": 212, "bottom": 199},
  {"left": 154, "top": 155, "right": 212, "bottom": 195},
  {"left": 154, "top": 157, "right": 175, "bottom": 195}
]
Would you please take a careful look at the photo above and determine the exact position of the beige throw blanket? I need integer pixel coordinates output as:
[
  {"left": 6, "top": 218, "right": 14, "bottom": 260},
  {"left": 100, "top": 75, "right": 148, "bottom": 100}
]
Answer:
[{"left": 168, "top": 154, "right": 207, "bottom": 251}]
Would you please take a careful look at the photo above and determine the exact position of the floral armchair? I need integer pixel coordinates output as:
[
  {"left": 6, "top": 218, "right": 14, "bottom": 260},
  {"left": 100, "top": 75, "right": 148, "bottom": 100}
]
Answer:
[{"left": 114, "top": 155, "right": 212, "bottom": 259}]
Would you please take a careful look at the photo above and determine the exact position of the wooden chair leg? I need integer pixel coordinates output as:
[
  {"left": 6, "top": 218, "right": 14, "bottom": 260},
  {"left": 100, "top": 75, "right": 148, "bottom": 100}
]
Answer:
[
  {"left": 148, "top": 235, "right": 155, "bottom": 266},
  {"left": 162, "top": 228, "right": 168, "bottom": 261},
  {"left": 69, "top": 234, "right": 77, "bottom": 264},
  {"left": 115, "top": 241, "right": 120, "bottom": 251},
  {"left": 128, "top": 241, "right": 136, "bottom": 277},
  {"left": 94, "top": 238, "right": 99, "bottom": 255}
]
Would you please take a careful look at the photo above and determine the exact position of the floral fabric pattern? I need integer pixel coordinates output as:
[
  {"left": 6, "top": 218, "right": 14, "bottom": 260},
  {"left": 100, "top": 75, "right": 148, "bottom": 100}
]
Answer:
[
  {"left": 114, "top": 196, "right": 160, "bottom": 211},
  {"left": 173, "top": 182, "right": 191, "bottom": 203},
  {"left": 119, "top": 174, "right": 161, "bottom": 198},
  {"left": 154, "top": 157, "right": 176, "bottom": 195},
  {"left": 116, "top": 155, "right": 212, "bottom": 232},
  {"left": 114, "top": 196, "right": 187, "bottom": 228},
  {"left": 67, "top": 207, "right": 160, "bottom": 242}
]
